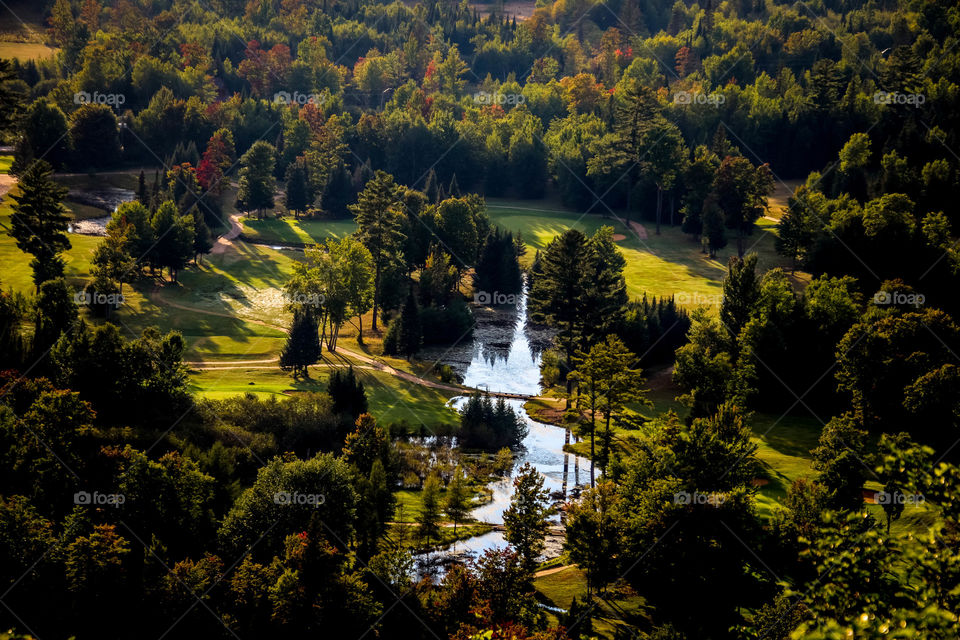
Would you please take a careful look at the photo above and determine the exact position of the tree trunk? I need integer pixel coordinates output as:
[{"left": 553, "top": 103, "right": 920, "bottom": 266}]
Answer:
[
  {"left": 655, "top": 187, "right": 663, "bottom": 235},
  {"left": 625, "top": 168, "right": 632, "bottom": 226},
  {"left": 372, "top": 262, "right": 381, "bottom": 331},
  {"left": 589, "top": 393, "right": 596, "bottom": 488},
  {"left": 357, "top": 314, "right": 364, "bottom": 345},
  {"left": 603, "top": 410, "right": 612, "bottom": 478}
]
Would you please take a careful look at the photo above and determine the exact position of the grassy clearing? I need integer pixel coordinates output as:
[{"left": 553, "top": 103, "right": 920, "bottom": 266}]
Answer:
[
  {"left": 0, "top": 197, "right": 102, "bottom": 293},
  {"left": 393, "top": 485, "right": 489, "bottom": 523},
  {"left": 0, "top": 41, "right": 56, "bottom": 60},
  {"left": 239, "top": 216, "right": 357, "bottom": 246},
  {"left": 0, "top": 155, "right": 12, "bottom": 173},
  {"left": 386, "top": 522, "right": 492, "bottom": 551},
  {"left": 189, "top": 365, "right": 460, "bottom": 428},
  {"left": 534, "top": 566, "right": 650, "bottom": 638},
  {"left": 236, "top": 198, "right": 802, "bottom": 303},
  {"left": 486, "top": 198, "right": 800, "bottom": 301}
]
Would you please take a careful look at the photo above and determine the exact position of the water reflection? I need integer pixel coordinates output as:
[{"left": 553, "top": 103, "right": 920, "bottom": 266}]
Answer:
[
  {"left": 66, "top": 187, "right": 136, "bottom": 236},
  {"left": 432, "top": 284, "right": 592, "bottom": 563}
]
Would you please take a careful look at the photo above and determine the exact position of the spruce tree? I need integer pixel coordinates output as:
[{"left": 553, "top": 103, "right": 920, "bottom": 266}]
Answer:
[
  {"left": 418, "top": 472, "right": 442, "bottom": 545},
  {"left": 398, "top": 288, "right": 422, "bottom": 358},
  {"left": 191, "top": 207, "right": 213, "bottom": 264},
  {"left": 284, "top": 159, "right": 311, "bottom": 218},
  {"left": 9, "top": 160, "right": 71, "bottom": 287},
  {"left": 137, "top": 170, "right": 147, "bottom": 204},
  {"left": 279, "top": 309, "right": 321, "bottom": 378},
  {"left": 445, "top": 466, "right": 471, "bottom": 535},
  {"left": 350, "top": 171, "right": 404, "bottom": 331}
]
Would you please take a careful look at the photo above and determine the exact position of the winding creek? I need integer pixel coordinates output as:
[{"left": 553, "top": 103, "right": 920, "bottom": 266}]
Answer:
[{"left": 430, "top": 285, "right": 593, "bottom": 562}]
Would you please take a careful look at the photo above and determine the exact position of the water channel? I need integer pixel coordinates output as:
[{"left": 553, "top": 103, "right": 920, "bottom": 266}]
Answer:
[{"left": 431, "top": 285, "right": 593, "bottom": 561}]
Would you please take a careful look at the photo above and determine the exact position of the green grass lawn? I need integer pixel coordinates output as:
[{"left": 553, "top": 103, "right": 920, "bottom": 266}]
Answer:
[
  {"left": 0, "top": 41, "right": 57, "bottom": 60},
  {"left": 0, "top": 155, "right": 12, "bottom": 173},
  {"left": 238, "top": 198, "right": 802, "bottom": 303},
  {"left": 189, "top": 366, "right": 460, "bottom": 429},
  {"left": 239, "top": 216, "right": 357, "bottom": 246},
  {"left": 393, "top": 485, "right": 488, "bottom": 523},
  {"left": 535, "top": 566, "right": 650, "bottom": 638},
  {"left": 485, "top": 198, "right": 800, "bottom": 301},
  {"left": 0, "top": 198, "right": 102, "bottom": 294}
]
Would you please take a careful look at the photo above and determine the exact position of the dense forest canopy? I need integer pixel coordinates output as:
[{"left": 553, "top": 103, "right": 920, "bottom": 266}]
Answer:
[{"left": 1, "top": 0, "right": 960, "bottom": 638}]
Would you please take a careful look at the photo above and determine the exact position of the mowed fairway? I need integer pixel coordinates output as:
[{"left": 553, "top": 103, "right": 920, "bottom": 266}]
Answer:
[
  {"left": 240, "top": 216, "right": 358, "bottom": 246},
  {"left": 189, "top": 365, "right": 460, "bottom": 428},
  {"left": 486, "top": 198, "right": 795, "bottom": 301},
  {"left": 238, "top": 197, "right": 798, "bottom": 305}
]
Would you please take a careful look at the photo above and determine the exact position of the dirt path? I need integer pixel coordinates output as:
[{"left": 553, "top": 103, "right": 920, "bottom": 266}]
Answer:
[
  {"left": 212, "top": 213, "right": 244, "bottom": 255},
  {"left": 0, "top": 173, "right": 16, "bottom": 199},
  {"left": 627, "top": 220, "right": 649, "bottom": 240},
  {"left": 534, "top": 564, "right": 574, "bottom": 578}
]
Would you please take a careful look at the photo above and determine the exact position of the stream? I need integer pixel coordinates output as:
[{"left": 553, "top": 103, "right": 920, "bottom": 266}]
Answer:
[{"left": 424, "top": 285, "right": 593, "bottom": 566}]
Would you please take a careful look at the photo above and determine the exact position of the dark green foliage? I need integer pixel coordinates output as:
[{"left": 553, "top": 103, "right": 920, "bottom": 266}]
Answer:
[
  {"left": 615, "top": 294, "right": 690, "bottom": 365},
  {"left": 473, "top": 227, "right": 522, "bottom": 299},
  {"left": 327, "top": 367, "right": 368, "bottom": 419},
  {"left": 285, "top": 158, "right": 313, "bottom": 216},
  {"left": 419, "top": 299, "right": 474, "bottom": 346},
  {"left": 280, "top": 309, "right": 321, "bottom": 378},
  {"left": 383, "top": 289, "right": 422, "bottom": 358},
  {"left": 51, "top": 322, "right": 190, "bottom": 426},
  {"left": 69, "top": 104, "right": 121, "bottom": 168},
  {"left": 8, "top": 160, "right": 71, "bottom": 286},
  {"left": 811, "top": 413, "right": 869, "bottom": 512},
  {"left": 218, "top": 454, "right": 358, "bottom": 559},
  {"left": 458, "top": 392, "right": 528, "bottom": 451}
]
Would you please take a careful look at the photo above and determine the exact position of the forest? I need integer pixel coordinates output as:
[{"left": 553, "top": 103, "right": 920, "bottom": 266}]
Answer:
[{"left": 0, "top": 0, "right": 959, "bottom": 638}]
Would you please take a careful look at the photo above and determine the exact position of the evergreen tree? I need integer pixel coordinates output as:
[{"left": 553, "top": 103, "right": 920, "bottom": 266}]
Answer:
[
  {"left": 279, "top": 309, "right": 321, "bottom": 378},
  {"left": 327, "top": 367, "right": 368, "bottom": 418},
  {"left": 350, "top": 171, "right": 404, "bottom": 331},
  {"left": 236, "top": 141, "right": 276, "bottom": 219},
  {"left": 285, "top": 159, "right": 312, "bottom": 218},
  {"left": 397, "top": 288, "right": 422, "bottom": 358},
  {"left": 444, "top": 466, "right": 470, "bottom": 535},
  {"left": 418, "top": 472, "right": 442, "bottom": 545},
  {"left": 137, "top": 170, "right": 147, "bottom": 204},
  {"left": 149, "top": 201, "right": 194, "bottom": 281},
  {"left": 191, "top": 207, "right": 213, "bottom": 264},
  {"left": 719, "top": 253, "right": 759, "bottom": 342},
  {"left": 9, "top": 160, "right": 71, "bottom": 287},
  {"left": 502, "top": 462, "right": 551, "bottom": 576},
  {"left": 447, "top": 173, "right": 460, "bottom": 197}
]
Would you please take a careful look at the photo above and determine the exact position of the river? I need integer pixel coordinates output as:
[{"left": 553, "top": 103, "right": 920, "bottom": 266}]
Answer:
[{"left": 430, "top": 285, "right": 593, "bottom": 562}]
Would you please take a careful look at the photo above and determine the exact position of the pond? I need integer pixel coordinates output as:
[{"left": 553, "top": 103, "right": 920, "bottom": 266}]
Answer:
[{"left": 66, "top": 186, "right": 136, "bottom": 236}]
